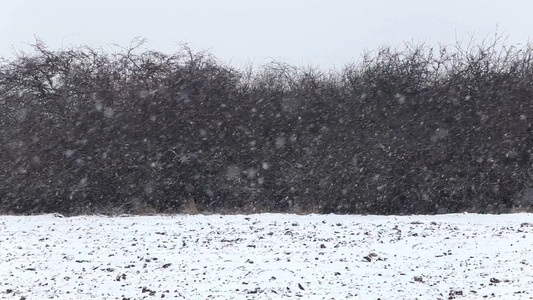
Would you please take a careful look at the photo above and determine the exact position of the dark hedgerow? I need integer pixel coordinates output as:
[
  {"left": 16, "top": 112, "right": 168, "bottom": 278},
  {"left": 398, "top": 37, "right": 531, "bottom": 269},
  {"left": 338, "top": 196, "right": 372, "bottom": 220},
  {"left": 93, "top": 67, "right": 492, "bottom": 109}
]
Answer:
[{"left": 1, "top": 37, "right": 533, "bottom": 215}]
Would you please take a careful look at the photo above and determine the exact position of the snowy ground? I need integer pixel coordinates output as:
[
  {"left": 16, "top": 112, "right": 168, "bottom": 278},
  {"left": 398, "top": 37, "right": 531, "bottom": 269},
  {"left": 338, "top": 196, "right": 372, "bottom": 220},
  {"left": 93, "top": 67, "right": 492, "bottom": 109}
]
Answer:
[{"left": 1, "top": 213, "right": 532, "bottom": 300}]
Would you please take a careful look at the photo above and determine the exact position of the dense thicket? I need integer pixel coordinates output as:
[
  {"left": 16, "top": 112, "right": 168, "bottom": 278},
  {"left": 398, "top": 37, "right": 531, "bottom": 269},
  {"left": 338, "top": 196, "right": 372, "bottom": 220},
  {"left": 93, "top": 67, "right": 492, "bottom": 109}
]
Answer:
[{"left": 1, "top": 38, "right": 533, "bottom": 215}]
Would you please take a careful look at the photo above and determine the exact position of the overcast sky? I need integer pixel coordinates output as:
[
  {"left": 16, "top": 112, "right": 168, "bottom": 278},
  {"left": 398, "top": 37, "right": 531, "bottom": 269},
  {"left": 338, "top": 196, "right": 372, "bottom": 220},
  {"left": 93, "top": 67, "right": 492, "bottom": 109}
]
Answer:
[{"left": 1, "top": 0, "right": 532, "bottom": 69}]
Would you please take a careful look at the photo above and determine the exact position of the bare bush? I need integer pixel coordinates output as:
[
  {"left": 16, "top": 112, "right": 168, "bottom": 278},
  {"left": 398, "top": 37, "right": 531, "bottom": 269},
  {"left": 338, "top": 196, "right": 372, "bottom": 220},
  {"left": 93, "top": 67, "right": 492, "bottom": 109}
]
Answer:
[{"left": 1, "top": 37, "right": 532, "bottom": 215}]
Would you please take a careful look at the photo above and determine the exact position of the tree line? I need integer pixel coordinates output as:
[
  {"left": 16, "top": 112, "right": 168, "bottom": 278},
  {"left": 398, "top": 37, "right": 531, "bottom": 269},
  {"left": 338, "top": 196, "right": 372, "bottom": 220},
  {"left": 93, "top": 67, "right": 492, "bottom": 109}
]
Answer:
[{"left": 1, "top": 38, "right": 532, "bottom": 215}]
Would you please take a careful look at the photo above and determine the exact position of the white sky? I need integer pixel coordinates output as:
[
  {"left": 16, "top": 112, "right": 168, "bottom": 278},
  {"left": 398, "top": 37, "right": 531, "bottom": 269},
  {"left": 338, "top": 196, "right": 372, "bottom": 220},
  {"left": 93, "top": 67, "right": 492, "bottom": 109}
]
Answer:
[{"left": 1, "top": 0, "right": 532, "bottom": 69}]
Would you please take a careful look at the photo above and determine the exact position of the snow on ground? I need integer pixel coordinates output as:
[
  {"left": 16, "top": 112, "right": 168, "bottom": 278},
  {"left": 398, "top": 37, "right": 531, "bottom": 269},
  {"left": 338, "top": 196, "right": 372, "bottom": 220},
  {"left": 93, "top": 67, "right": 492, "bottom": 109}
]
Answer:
[{"left": 1, "top": 213, "right": 532, "bottom": 300}]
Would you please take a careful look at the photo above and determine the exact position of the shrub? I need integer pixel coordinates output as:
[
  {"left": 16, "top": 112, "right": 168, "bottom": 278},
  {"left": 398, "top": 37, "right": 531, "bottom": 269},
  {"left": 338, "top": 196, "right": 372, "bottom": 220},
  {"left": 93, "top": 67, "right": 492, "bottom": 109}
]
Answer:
[{"left": 1, "top": 37, "right": 532, "bottom": 215}]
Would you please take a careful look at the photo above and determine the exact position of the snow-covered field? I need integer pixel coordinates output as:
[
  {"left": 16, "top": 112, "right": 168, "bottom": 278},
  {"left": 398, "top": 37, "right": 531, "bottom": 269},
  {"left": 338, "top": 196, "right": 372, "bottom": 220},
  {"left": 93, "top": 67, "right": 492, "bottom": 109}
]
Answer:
[{"left": 1, "top": 213, "right": 532, "bottom": 299}]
